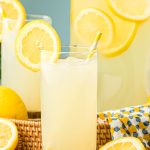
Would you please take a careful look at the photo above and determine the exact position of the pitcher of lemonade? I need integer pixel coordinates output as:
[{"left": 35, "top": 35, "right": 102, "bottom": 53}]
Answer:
[{"left": 71, "top": 0, "right": 150, "bottom": 111}]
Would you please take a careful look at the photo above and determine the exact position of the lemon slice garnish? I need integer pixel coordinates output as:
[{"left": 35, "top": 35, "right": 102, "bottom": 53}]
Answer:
[
  {"left": 0, "top": 0, "right": 26, "bottom": 41},
  {"left": 108, "top": 0, "right": 150, "bottom": 21},
  {"left": 99, "top": 137, "right": 146, "bottom": 150},
  {"left": 0, "top": 118, "right": 18, "bottom": 150},
  {"left": 74, "top": 8, "right": 115, "bottom": 49},
  {"left": 15, "top": 20, "right": 61, "bottom": 71}
]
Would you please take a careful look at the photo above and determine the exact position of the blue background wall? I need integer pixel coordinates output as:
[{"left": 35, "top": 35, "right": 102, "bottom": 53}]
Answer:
[{"left": 20, "top": 0, "right": 70, "bottom": 45}]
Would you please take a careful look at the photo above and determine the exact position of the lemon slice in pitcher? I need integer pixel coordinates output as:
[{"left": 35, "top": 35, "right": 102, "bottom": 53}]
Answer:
[
  {"left": 15, "top": 20, "right": 61, "bottom": 72},
  {"left": 74, "top": 8, "right": 115, "bottom": 50},
  {"left": 0, "top": 0, "right": 26, "bottom": 41},
  {"left": 0, "top": 119, "right": 18, "bottom": 150},
  {"left": 108, "top": 0, "right": 150, "bottom": 21},
  {"left": 101, "top": 22, "right": 137, "bottom": 57},
  {"left": 98, "top": 0, "right": 138, "bottom": 57},
  {"left": 74, "top": 6, "right": 137, "bottom": 57}
]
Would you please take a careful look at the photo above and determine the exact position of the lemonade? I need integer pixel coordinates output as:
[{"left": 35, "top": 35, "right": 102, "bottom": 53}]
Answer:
[
  {"left": 1, "top": 16, "right": 52, "bottom": 112},
  {"left": 71, "top": 0, "right": 150, "bottom": 111},
  {"left": 41, "top": 50, "right": 97, "bottom": 150}
]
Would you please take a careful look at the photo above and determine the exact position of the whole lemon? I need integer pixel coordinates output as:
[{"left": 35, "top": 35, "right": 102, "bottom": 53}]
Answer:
[{"left": 0, "top": 86, "right": 28, "bottom": 119}]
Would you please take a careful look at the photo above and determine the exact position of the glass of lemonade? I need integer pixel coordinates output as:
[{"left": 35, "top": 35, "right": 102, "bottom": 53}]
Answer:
[
  {"left": 1, "top": 15, "right": 52, "bottom": 114},
  {"left": 71, "top": 0, "right": 150, "bottom": 111},
  {"left": 41, "top": 46, "right": 97, "bottom": 150}
]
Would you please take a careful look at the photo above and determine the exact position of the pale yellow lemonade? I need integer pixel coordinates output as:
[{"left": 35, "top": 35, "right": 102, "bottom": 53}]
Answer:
[
  {"left": 2, "top": 20, "right": 40, "bottom": 111},
  {"left": 71, "top": 0, "right": 150, "bottom": 111},
  {"left": 2, "top": 16, "right": 52, "bottom": 112},
  {"left": 41, "top": 51, "right": 97, "bottom": 150}
]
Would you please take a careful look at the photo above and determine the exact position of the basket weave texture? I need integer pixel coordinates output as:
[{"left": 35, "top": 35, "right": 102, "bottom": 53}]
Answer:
[{"left": 11, "top": 119, "right": 111, "bottom": 150}]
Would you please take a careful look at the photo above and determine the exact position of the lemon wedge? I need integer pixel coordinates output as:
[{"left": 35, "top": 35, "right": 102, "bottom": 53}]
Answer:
[
  {"left": 0, "top": 0, "right": 26, "bottom": 41},
  {"left": 0, "top": 86, "right": 28, "bottom": 120},
  {"left": 108, "top": 0, "right": 150, "bottom": 21},
  {"left": 99, "top": 137, "right": 146, "bottom": 150},
  {"left": 15, "top": 20, "right": 61, "bottom": 71},
  {"left": 74, "top": 8, "right": 115, "bottom": 50},
  {"left": 0, "top": 118, "right": 18, "bottom": 150}
]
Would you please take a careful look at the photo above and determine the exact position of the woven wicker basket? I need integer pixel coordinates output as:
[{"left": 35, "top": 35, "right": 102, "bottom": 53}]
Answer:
[{"left": 11, "top": 119, "right": 111, "bottom": 150}]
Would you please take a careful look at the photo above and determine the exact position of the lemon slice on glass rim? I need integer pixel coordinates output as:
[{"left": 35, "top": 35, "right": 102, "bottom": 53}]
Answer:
[
  {"left": 74, "top": 8, "right": 115, "bottom": 50},
  {"left": 0, "top": 118, "right": 18, "bottom": 150},
  {"left": 0, "top": 0, "right": 26, "bottom": 41},
  {"left": 108, "top": 0, "right": 150, "bottom": 21},
  {"left": 15, "top": 20, "right": 61, "bottom": 72}
]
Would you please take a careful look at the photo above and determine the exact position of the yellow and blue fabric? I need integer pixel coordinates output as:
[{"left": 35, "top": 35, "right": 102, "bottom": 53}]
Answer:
[{"left": 97, "top": 103, "right": 150, "bottom": 148}]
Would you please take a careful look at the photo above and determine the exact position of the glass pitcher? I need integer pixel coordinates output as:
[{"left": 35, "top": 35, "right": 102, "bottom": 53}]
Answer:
[{"left": 70, "top": 0, "right": 150, "bottom": 111}]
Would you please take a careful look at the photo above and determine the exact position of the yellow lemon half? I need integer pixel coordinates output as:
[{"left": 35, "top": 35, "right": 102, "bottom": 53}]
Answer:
[
  {"left": 0, "top": 0, "right": 26, "bottom": 41},
  {"left": 0, "top": 118, "right": 18, "bottom": 150},
  {"left": 15, "top": 20, "right": 61, "bottom": 72},
  {"left": 99, "top": 137, "right": 146, "bottom": 150},
  {"left": 74, "top": 8, "right": 115, "bottom": 50},
  {"left": 108, "top": 0, "right": 150, "bottom": 22},
  {"left": 0, "top": 86, "right": 28, "bottom": 120}
]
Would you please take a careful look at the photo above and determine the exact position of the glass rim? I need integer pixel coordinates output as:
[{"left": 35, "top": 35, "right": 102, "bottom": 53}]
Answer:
[
  {"left": 40, "top": 45, "right": 98, "bottom": 54},
  {"left": 3, "top": 13, "right": 52, "bottom": 22}
]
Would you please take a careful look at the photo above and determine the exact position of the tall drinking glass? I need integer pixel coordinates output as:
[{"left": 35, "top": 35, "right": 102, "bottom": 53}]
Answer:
[
  {"left": 41, "top": 47, "right": 97, "bottom": 150},
  {"left": 1, "top": 15, "right": 52, "bottom": 114}
]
